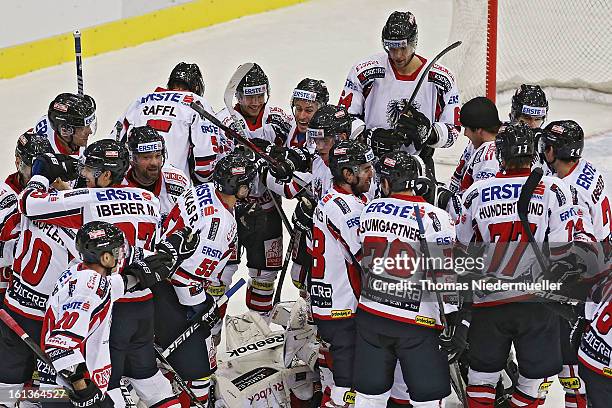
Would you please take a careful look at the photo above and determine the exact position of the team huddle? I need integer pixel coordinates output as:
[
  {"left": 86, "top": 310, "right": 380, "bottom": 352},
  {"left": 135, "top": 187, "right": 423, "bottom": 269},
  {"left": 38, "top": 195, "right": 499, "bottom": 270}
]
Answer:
[{"left": 0, "top": 9, "right": 611, "bottom": 408}]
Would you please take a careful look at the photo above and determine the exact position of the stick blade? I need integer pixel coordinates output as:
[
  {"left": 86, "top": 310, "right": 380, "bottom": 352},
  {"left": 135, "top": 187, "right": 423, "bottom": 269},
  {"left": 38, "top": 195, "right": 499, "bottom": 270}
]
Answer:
[
  {"left": 224, "top": 63, "right": 255, "bottom": 109},
  {"left": 0, "top": 309, "right": 26, "bottom": 338},
  {"left": 518, "top": 167, "right": 544, "bottom": 219}
]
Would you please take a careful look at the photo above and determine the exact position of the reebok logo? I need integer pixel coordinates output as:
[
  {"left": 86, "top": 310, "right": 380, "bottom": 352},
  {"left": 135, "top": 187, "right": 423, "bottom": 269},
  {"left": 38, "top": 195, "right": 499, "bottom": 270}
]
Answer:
[{"left": 227, "top": 334, "right": 284, "bottom": 358}]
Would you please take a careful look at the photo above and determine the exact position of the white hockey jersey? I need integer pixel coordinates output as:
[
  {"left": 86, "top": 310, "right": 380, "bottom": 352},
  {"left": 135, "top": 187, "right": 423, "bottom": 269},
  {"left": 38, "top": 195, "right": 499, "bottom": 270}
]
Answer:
[
  {"left": 340, "top": 53, "right": 461, "bottom": 152},
  {"left": 34, "top": 116, "right": 83, "bottom": 158},
  {"left": 456, "top": 169, "right": 594, "bottom": 306},
  {"left": 358, "top": 194, "right": 455, "bottom": 329},
  {"left": 161, "top": 183, "right": 236, "bottom": 305},
  {"left": 460, "top": 141, "right": 499, "bottom": 192},
  {"left": 111, "top": 88, "right": 224, "bottom": 182},
  {"left": 309, "top": 185, "right": 367, "bottom": 320},
  {"left": 449, "top": 143, "right": 474, "bottom": 193},
  {"left": 125, "top": 164, "right": 191, "bottom": 221},
  {"left": 18, "top": 175, "right": 161, "bottom": 302},
  {"left": 43, "top": 264, "right": 125, "bottom": 393},
  {"left": 0, "top": 173, "right": 22, "bottom": 297},
  {"left": 578, "top": 277, "right": 612, "bottom": 377}
]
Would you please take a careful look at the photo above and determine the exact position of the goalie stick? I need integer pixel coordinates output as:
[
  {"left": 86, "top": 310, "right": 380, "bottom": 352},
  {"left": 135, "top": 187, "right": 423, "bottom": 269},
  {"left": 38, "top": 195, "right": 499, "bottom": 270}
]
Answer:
[
  {"left": 73, "top": 30, "right": 84, "bottom": 96},
  {"left": 0, "top": 309, "right": 73, "bottom": 392},
  {"left": 412, "top": 205, "right": 468, "bottom": 407},
  {"left": 161, "top": 278, "right": 246, "bottom": 359}
]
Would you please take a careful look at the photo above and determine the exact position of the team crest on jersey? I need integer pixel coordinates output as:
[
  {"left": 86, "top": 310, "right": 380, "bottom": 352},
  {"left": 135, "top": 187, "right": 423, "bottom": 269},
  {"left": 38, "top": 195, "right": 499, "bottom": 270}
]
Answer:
[{"left": 386, "top": 98, "right": 420, "bottom": 128}]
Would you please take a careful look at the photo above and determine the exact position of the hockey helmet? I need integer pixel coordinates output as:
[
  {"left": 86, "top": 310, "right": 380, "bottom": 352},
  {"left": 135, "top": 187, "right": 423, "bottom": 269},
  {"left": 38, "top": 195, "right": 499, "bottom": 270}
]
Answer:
[
  {"left": 328, "top": 140, "right": 375, "bottom": 180},
  {"left": 237, "top": 63, "right": 269, "bottom": 98},
  {"left": 127, "top": 126, "right": 166, "bottom": 163},
  {"left": 495, "top": 122, "right": 536, "bottom": 164},
  {"left": 290, "top": 78, "right": 329, "bottom": 108},
  {"left": 15, "top": 131, "right": 54, "bottom": 167},
  {"left": 79, "top": 139, "right": 130, "bottom": 185},
  {"left": 382, "top": 11, "right": 418, "bottom": 51},
  {"left": 76, "top": 221, "right": 126, "bottom": 265},
  {"left": 375, "top": 151, "right": 424, "bottom": 193},
  {"left": 306, "top": 105, "right": 352, "bottom": 142},
  {"left": 510, "top": 84, "right": 548, "bottom": 122},
  {"left": 168, "top": 62, "right": 205, "bottom": 96},
  {"left": 541, "top": 120, "right": 584, "bottom": 160},
  {"left": 48, "top": 93, "right": 97, "bottom": 135},
  {"left": 212, "top": 152, "right": 258, "bottom": 195}
]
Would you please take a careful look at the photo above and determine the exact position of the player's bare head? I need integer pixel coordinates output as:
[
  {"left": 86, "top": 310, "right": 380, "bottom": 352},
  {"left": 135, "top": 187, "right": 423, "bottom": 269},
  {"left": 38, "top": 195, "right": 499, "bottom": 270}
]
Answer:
[
  {"left": 375, "top": 151, "right": 424, "bottom": 197},
  {"left": 540, "top": 120, "right": 584, "bottom": 165},
  {"left": 460, "top": 97, "right": 501, "bottom": 145},
  {"left": 236, "top": 63, "right": 269, "bottom": 119},
  {"left": 48, "top": 93, "right": 96, "bottom": 149},
  {"left": 213, "top": 152, "right": 257, "bottom": 201},
  {"left": 76, "top": 221, "right": 127, "bottom": 273},
  {"left": 510, "top": 84, "right": 548, "bottom": 128},
  {"left": 307, "top": 105, "right": 352, "bottom": 158},
  {"left": 495, "top": 122, "right": 536, "bottom": 170},
  {"left": 15, "top": 131, "right": 54, "bottom": 185},
  {"left": 79, "top": 139, "right": 129, "bottom": 188},
  {"left": 127, "top": 126, "right": 166, "bottom": 185},
  {"left": 291, "top": 78, "right": 329, "bottom": 133},
  {"left": 168, "top": 62, "right": 205, "bottom": 96},
  {"left": 329, "top": 140, "right": 375, "bottom": 194},
  {"left": 382, "top": 11, "right": 418, "bottom": 69}
]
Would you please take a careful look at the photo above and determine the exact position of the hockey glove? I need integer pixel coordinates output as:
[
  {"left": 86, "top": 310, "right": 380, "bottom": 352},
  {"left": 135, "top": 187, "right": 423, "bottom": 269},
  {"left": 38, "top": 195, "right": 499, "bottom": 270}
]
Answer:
[
  {"left": 395, "top": 106, "right": 433, "bottom": 151},
  {"left": 440, "top": 307, "right": 471, "bottom": 364},
  {"left": 67, "top": 379, "right": 114, "bottom": 408},
  {"left": 123, "top": 252, "right": 174, "bottom": 290},
  {"left": 366, "top": 128, "right": 401, "bottom": 157},
  {"left": 235, "top": 201, "right": 265, "bottom": 232},
  {"left": 292, "top": 195, "right": 316, "bottom": 233},
  {"left": 32, "top": 153, "right": 72, "bottom": 183},
  {"left": 187, "top": 295, "right": 221, "bottom": 333},
  {"left": 570, "top": 315, "right": 589, "bottom": 354},
  {"left": 156, "top": 226, "right": 200, "bottom": 268},
  {"left": 546, "top": 254, "right": 585, "bottom": 286},
  {"left": 416, "top": 178, "right": 455, "bottom": 210}
]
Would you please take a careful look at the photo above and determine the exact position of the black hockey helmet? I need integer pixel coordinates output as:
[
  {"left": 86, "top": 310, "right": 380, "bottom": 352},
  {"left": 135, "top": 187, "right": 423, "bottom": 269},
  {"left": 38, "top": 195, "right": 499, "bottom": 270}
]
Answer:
[
  {"left": 328, "top": 140, "right": 375, "bottom": 180},
  {"left": 79, "top": 139, "right": 130, "bottom": 185},
  {"left": 48, "top": 93, "right": 97, "bottom": 135},
  {"left": 213, "top": 152, "right": 258, "bottom": 195},
  {"left": 541, "top": 120, "right": 584, "bottom": 160},
  {"left": 127, "top": 126, "right": 166, "bottom": 162},
  {"left": 495, "top": 122, "right": 536, "bottom": 164},
  {"left": 76, "top": 221, "right": 126, "bottom": 264},
  {"left": 375, "top": 151, "right": 424, "bottom": 193},
  {"left": 290, "top": 78, "right": 329, "bottom": 108},
  {"left": 237, "top": 63, "right": 269, "bottom": 98},
  {"left": 168, "top": 62, "right": 205, "bottom": 96},
  {"left": 382, "top": 11, "right": 418, "bottom": 51},
  {"left": 306, "top": 105, "right": 352, "bottom": 141},
  {"left": 510, "top": 84, "right": 548, "bottom": 122},
  {"left": 15, "top": 131, "right": 53, "bottom": 166}
]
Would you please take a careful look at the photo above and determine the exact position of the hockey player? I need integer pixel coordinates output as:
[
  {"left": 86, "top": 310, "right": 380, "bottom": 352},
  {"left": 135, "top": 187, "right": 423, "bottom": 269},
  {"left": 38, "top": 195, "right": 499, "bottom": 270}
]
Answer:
[
  {"left": 287, "top": 78, "right": 330, "bottom": 148},
  {"left": 112, "top": 62, "right": 223, "bottom": 183},
  {"left": 154, "top": 152, "right": 258, "bottom": 405},
  {"left": 455, "top": 123, "right": 593, "bottom": 408},
  {"left": 509, "top": 84, "right": 548, "bottom": 129},
  {"left": 216, "top": 63, "right": 293, "bottom": 316},
  {"left": 355, "top": 151, "right": 455, "bottom": 407},
  {"left": 340, "top": 11, "right": 460, "bottom": 177},
  {"left": 456, "top": 97, "right": 502, "bottom": 193},
  {"left": 125, "top": 125, "right": 191, "bottom": 220},
  {"left": 34, "top": 93, "right": 96, "bottom": 157},
  {"left": 310, "top": 140, "right": 374, "bottom": 407},
  {"left": 540, "top": 120, "right": 611, "bottom": 408},
  {"left": 18, "top": 140, "right": 185, "bottom": 408}
]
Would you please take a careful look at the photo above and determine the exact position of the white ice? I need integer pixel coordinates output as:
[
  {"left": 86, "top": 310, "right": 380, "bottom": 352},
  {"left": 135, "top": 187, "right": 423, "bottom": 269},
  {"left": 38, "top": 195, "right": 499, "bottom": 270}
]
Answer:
[{"left": 2, "top": 0, "right": 611, "bottom": 405}]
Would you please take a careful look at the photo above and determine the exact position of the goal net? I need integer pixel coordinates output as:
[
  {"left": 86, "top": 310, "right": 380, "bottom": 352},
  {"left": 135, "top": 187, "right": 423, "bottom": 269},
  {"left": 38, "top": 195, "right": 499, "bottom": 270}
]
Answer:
[{"left": 443, "top": 0, "right": 612, "bottom": 104}]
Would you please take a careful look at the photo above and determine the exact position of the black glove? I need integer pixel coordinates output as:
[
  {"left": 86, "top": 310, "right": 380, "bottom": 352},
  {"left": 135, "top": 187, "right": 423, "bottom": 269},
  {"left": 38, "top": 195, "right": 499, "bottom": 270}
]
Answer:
[
  {"left": 366, "top": 128, "right": 402, "bottom": 157},
  {"left": 123, "top": 252, "right": 174, "bottom": 290},
  {"left": 570, "top": 315, "right": 589, "bottom": 354},
  {"left": 292, "top": 195, "right": 315, "bottom": 232},
  {"left": 439, "top": 308, "right": 471, "bottom": 364},
  {"left": 156, "top": 226, "right": 200, "bottom": 267},
  {"left": 250, "top": 137, "right": 272, "bottom": 152},
  {"left": 67, "top": 379, "right": 114, "bottom": 408},
  {"left": 395, "top": 106, "right": 433, "bottom": 151},
  {"left": 31, "top": 153, "right": 72, "bottom": 183},
  {"left": 57, "top": 154, "right": 80, "bottom": 181},
  {"left": 268, "top": 147, "right": 311, "bottom": 183},
  {"left": 235, "top": 201, "right": 265, "bottom": 231},
  {"left": 546, "top": 254, "right": 585, "bottom": 286},
  {"left": 416, "top": 179, "right": 454, "bottom": 210}
]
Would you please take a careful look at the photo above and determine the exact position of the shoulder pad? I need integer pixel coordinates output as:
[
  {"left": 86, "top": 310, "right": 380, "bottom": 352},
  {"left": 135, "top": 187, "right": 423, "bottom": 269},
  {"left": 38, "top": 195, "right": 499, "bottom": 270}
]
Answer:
[
  {"left": 428, "top": 64, "right": 456, "bottom": 94},
  {"left": 353, "top": 55, "right": 386, "bottom": 87},
  {"left": 332, "top": 197, "right": 351, "bottom": 215},
  {"left": 463, "top": 187, "right": 479, "bottom": 210},
  {"left": 548, "top": 182, "right": 568, "bottom": 207},
  {"left": 266, "top": 106, "right": 293, "bottom": 136},
  {"left": 0, "top": 188, "right": 16, "bottom": 210}
]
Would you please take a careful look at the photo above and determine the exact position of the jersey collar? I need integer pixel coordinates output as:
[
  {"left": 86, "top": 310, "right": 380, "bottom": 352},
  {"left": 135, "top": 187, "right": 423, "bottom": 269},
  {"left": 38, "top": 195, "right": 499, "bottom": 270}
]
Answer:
[
  {"left": 496, "top": 168, "right": 531, "bottom": 178},
  {"left": 125, "top": 168, "right": 162, "bottom": 196},
  {"left": 5, "top": 172, "right": 23, "bottom": 194},
  {"left": 214, "top": 190, "right": 233, "bottom": 213},
  {"left": 564, "top": 160, "right": 581, "bottom": 178},
  {"left": 389, "top": 54, "right": 427, "bottom": 81},
  {"left": 389, "top": 193, "right": 426, "bottom": 202},
  {"left": 235, "top": 104, "right": 265, "bottom": 131}
]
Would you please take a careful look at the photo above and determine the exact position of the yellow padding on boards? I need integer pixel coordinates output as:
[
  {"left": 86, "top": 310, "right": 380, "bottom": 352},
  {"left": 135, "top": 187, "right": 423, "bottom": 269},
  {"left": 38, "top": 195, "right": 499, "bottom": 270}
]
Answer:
[{"left": 0, "top": 0, "right": 306, "bottom": 79}]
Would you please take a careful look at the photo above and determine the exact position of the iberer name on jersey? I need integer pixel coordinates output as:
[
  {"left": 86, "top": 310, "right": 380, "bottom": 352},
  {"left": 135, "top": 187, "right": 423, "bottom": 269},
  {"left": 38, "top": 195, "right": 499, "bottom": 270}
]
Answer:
[{"left": 96, "top": 202, "right": 157, "bottom": 217}]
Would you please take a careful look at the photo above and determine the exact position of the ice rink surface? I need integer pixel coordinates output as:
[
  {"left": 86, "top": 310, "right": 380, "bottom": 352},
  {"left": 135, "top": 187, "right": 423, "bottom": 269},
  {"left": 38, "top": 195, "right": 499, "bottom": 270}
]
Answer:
[{"left": 1, "top": 0, "right": 611, "bottom": 405}]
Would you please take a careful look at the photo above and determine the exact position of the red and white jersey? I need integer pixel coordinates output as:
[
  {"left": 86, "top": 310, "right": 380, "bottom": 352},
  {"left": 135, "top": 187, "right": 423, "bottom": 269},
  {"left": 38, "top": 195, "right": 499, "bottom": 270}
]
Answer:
[
  {"left": 284, "top": 122, "right": 307, "bottom": 148},
  {"left": 340, "top": 53, "right": 461, "bottom": 152},
  {"left": 459, "top": 141, "right": 499, "bottom": 192},
  {"left": 125, "top": 165, "right": 191, "bottom": 220},
  {"left": 18, "top": 175, "right": 161, "bottom": 302},
  {"left": 161, "top": 183, "right": 236, "bottom": 305},
  {"left": 561, "top": 159, "right": 611, "bottom": 242},
  {"left": 579, "top": 277, "right": 612, "bottom": 377},
  {"left": 111, "top": 88, "right": 224, "bottom": 182},
  {"left": 358, "top": 195, "right": 455, "bottom": 329},
  {"left": 309, "top": 185, "right": 366, "bottom": 320},
  {"left": 449, "top": 143, "right": 474, "bottom": 193},
  {"left": 43, "top": 264, "right": 125, "bottom": 393},
  {"left": 456, "top": 169, "right": 594, "bottom": 306},
  {"left": 34, "top": 116, "right": 83, "bottom": 158},
  {"left": 0, "top": 173, "right": 23, "bottom": 296}
]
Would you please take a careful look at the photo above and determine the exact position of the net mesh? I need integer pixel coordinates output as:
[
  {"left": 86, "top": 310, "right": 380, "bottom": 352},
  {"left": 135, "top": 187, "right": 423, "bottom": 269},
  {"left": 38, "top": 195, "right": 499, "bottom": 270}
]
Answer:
[{"left": 443, "top": 0, "right": 612, "bottom": 103}]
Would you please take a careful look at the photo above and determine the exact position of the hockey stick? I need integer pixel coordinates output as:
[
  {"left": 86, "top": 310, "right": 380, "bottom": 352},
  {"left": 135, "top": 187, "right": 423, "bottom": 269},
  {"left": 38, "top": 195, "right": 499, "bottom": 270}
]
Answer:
[
  {"left": 412, "top": 205, "right": 468, "bottom": 407},
  {"left": 0, "top": 309, "right": 73, "bottom": 392},
  {"left": 517, "top": 167, "right": 548, "bottom": 272},
  {"left": 152, "top": 344, "right": 206, "bottom": 408},
  {"left": 73, "top": 31, "right": 84, "bottom": 96},
  {"left": 273, "top": 230, "right": 298, "bottom": 305},
  {"left": 161, "top": 278, "right": 246, "bottom": 358}
]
